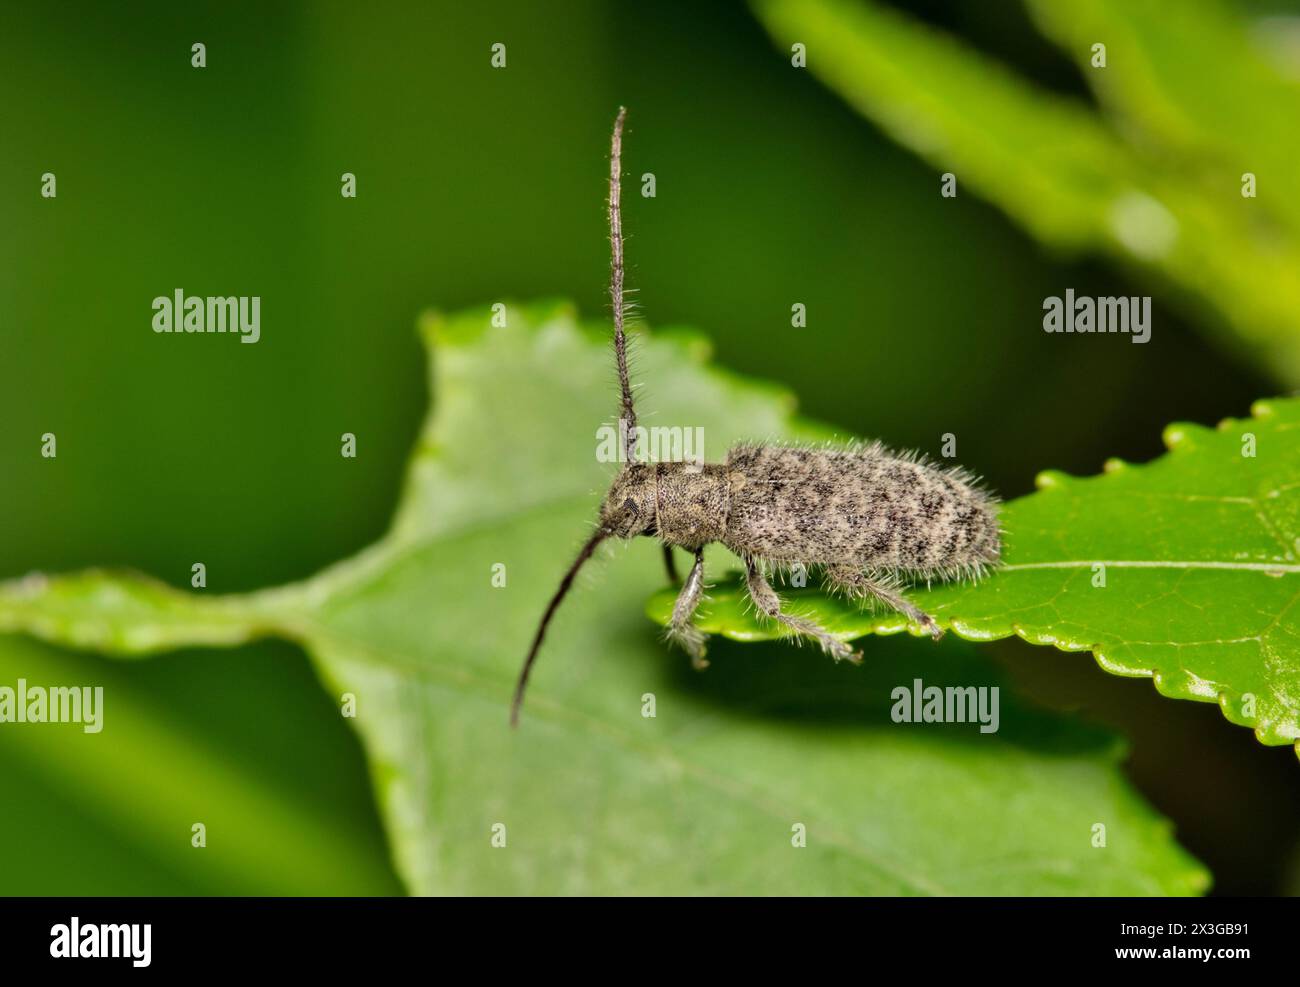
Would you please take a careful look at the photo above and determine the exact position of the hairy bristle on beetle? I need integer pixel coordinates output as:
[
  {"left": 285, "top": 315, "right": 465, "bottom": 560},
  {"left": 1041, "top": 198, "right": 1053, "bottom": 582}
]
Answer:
[{"left": 510, "top": 109, "right": 1002, "bottom": 726}]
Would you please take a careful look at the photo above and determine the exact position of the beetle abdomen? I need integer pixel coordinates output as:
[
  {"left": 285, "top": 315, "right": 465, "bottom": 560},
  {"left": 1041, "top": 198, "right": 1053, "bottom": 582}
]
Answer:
[{"left": 722, "top": 442, "right": 1000, "bottom": 578}]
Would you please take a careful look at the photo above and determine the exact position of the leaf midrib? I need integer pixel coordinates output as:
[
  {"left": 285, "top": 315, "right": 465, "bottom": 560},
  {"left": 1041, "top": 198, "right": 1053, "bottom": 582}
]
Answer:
[{"left": 1002, "top": 560, "right": 1300, "bottom": 573}]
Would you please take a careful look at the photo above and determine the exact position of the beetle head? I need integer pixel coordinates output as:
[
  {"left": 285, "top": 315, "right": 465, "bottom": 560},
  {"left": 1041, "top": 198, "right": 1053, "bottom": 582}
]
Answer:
[{"left": 599, "top": 463, "right": 657, "bottom": 539}]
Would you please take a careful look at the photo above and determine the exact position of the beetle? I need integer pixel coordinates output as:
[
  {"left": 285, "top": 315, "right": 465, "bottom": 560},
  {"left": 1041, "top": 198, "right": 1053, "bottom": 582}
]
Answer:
[{"left": 511, "top": 108, "right": 1001, "bottom": 724}]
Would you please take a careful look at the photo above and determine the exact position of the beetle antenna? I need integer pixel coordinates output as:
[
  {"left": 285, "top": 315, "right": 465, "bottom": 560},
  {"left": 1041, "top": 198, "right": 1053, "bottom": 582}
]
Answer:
[
  {"left": 609, "top": 106, "right": 637, "bottom": 462},
  {"left": 511, "top": 530, "right": 608, "bottom": 726}
]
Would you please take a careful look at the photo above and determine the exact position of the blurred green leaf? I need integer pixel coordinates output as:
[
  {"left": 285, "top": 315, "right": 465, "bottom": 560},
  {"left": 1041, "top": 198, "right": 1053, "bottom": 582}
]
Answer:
[
  {"left": 0, "top": 634, "right": 401, "bottom": 895},
  {"left": 649, "top": 397, "right": 1300, "bottom": 758},
  {"left": 1027, "top": 0, "right": 1300, "bottom": 228},
  {"left": 751, "top": 0, "right": 1300, "bottom": 381},
  {"left": 0, "top": 303, "right": 1207, "bottom": 894}
]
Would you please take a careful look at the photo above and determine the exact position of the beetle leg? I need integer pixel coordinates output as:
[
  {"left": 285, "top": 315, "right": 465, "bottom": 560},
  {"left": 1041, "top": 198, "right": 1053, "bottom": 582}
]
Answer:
[
  {"left": 745, "top": 559, "right": 861, "bottom": 663},
  {"left": 666, "top": 547, "right": 709, "bottom": 669},
  {"left": 662, "top": 543, "right": 681, "bottom": 585},
  {"left": 826, "top": 564, "right": 943, "bottom": 641}
]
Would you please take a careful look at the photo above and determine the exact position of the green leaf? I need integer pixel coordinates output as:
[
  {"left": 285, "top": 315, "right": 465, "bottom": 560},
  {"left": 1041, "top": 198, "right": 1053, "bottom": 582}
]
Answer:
[
  {"left": 1026, "top": 0, "right": 1300, "bottom": 234},
  {"left": 0, "top": 634, "right": 400, "bottom": 895},
  {"left": 749, "top": 0, "right": 1300, "bottom": 382},
  {"left": 650, "top": 398, "right": 1300, "bottom": 758},
  {"left": 0, "top": 302, "right": 1206, "bottom": 894}
]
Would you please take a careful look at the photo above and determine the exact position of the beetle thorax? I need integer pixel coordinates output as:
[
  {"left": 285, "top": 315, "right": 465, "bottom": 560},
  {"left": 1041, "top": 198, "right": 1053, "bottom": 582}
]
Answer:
[{"left": 653, "top": 462, "right": 729, "bottom": 548}]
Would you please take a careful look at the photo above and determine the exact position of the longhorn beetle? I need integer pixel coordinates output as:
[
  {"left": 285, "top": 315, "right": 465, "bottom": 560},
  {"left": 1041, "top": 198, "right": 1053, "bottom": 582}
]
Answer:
[{"left": 511, "top": 108, "right": 1002, "bottom": 725}]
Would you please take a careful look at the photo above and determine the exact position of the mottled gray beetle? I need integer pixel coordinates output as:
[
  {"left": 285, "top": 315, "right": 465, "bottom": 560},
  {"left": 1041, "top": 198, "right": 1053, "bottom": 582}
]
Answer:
[{"left": 511, "top": 108, "right": 1001, "bottom": 724}]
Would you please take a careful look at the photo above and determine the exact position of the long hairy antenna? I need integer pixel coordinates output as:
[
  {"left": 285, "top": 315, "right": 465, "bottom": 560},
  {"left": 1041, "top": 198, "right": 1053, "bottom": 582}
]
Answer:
[
  {"left": 609, "top": 106, "right": 637, "bottom": 462},
  {"left": 511, "top": 530, "right": 608, "bottom": 726},
  {"left": 510, "top": 109, "right": 636, "bottom": 727}
]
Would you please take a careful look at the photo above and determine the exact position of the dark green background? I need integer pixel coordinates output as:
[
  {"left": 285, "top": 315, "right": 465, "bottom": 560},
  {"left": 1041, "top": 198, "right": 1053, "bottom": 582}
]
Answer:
[{"left": 1, "top": 0, "right": 1295, "bottom": 894}]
